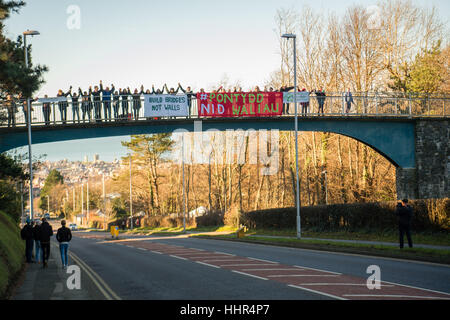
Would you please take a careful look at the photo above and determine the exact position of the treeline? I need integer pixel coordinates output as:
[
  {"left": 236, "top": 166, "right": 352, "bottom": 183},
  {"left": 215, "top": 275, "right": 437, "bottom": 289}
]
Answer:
[
  {"left": 269, "top": 0, "right": 448, "bottom": 96},
  {"left": 95, "top": 131, "right": 396, "bottom": 219}
]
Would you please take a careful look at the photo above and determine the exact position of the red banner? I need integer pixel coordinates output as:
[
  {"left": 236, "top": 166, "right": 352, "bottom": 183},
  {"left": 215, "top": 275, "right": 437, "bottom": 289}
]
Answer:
[{"left": 196, "top": 92, "right": 283, "bottom": 117}]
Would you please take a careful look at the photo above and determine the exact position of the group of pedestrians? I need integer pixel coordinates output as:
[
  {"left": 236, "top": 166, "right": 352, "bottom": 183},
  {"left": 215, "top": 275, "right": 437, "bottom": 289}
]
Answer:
[
  {"left": 20, "top": 218, "right": 72, "bottom": 269},
  {"left": 2, "top": 85, "right": 358, "bottom": 126}
]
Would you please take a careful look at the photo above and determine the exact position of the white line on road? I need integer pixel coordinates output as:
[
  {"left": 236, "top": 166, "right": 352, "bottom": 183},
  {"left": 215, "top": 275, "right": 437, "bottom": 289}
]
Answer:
[
  {"left": 137, "top": 248, "right": 147, "bottom": 251},
  {"left": 294, "top": 265, "right": 342, "bottom": 275},
  {"left": 247, "top": 257, "right": 278, "bottom": 264},
  {"left": 242, "top": 268, "right": 303, "bottom": 271},
  {"left": 170, "top": 255, "right": 188, "bottom": 260},
  {"left": 219, "top": 263, "right": 278, "bottom": 267},
  {"left": 268, "top": 274, "right": 340, "bottom": 278},
  {"left": 151, "top": 251, "right": 163, "bottom": 254},
  {"left": 232, "top": 270, "right": 268, "bottom": 281},
  {"left": 196, "top": 261, "right": 221, "bottom": 269},
  {"left": 288, "top": 284, "right": 347, "bottom": 300}
]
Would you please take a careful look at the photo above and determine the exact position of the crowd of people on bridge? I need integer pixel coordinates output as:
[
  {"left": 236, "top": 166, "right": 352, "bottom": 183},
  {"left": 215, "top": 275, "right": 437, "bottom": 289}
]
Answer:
[{"left": 1, "top": 82, "right": 357, "bottom": 127}]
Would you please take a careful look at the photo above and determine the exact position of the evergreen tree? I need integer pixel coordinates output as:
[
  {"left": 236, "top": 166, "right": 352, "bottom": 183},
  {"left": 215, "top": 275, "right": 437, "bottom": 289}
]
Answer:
[{"left": 0, "top": 0, "right": 48, "bottom": 98}]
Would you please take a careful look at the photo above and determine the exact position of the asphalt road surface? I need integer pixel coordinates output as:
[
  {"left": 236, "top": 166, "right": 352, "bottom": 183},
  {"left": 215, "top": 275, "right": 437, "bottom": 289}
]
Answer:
[{"left": 67, "top": 231, "right": 450, "bottom": 301}]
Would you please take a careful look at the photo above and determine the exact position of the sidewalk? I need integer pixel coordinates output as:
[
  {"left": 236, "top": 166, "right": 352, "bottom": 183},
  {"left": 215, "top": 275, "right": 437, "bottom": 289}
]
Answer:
[
  {"left": 245, "top": 234, "right": 450, "bottom": 251},
  {"left": 12, "top": 240, "right": 102, "bottom": 300}
]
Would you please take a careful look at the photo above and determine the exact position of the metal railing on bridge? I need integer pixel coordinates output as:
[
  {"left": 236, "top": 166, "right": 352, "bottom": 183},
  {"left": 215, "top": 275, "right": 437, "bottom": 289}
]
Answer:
[{"left": 1, "top": 93, "right": 449, "bottom": 128}]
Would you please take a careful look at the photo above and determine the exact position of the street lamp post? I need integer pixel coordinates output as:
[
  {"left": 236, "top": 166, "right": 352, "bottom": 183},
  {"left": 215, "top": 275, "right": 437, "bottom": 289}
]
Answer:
[
  {"left": 129, "top": 154, "right": 133, "bottom": 229},
  {"left": 282, "top": 33, "right": 301, "bottom": 239},
  {"left": 23, "top": 30, "right": 40, "bottom": 221}
]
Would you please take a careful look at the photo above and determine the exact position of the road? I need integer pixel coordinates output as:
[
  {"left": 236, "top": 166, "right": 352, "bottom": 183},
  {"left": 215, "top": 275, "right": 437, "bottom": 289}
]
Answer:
[{"left": 67, "top": 230, "right": 450, "bottom": 301}]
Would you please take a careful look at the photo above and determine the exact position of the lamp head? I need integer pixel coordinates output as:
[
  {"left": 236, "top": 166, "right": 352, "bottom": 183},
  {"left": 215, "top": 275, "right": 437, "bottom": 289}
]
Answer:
[
  {"left": 23, "top": 30, "right": 40, "bottom": 36},
  {"left": 281, "top": 33, "right": 296, "bottom": 39}
]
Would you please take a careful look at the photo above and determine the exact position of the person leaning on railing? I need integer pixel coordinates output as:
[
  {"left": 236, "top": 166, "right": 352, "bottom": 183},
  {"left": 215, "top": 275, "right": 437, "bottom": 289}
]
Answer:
[
  {"left": 112, "top": 90, "right": 120, "bottom": 121},
  {"left": 314, "top": 88, "right": 326, "bottom": 116}
]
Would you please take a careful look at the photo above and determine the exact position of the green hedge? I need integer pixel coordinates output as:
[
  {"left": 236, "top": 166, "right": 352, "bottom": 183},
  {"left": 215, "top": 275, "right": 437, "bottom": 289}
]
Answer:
[
  {"left": 0, "top": 210, "right": 25, "bottom": 299},
  {"left": 241, "top": 199, "right": 450, "bottom": 232}
]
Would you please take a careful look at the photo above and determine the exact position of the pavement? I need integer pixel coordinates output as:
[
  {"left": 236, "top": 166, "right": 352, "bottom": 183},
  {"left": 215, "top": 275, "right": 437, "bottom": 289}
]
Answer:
[
  {"left": 11, "top": 230, "right": 449, "bottom": 300},
  {"left": 12, "top": 240, "right": 104, "bottom": 300}
]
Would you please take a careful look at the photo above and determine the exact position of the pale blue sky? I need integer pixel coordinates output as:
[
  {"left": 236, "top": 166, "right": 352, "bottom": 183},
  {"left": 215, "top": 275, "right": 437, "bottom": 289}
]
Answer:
[{"left": 5, "top": 0, "right": 449, "bottom": 162}]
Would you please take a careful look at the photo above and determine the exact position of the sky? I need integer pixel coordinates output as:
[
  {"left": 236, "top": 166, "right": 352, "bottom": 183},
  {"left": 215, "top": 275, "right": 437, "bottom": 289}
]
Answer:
[{"left": 4, "top": 0, "right": 450, "bottom": 162}]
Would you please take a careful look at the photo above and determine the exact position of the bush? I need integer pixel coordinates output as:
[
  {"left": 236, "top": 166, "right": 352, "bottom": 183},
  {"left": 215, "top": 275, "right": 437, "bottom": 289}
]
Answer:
[
  {"left": 241, "top": 199, "right": 449, "bottom": 232},
  {"left": 196, "top": 211, "right": 224, "bottom": 227}
]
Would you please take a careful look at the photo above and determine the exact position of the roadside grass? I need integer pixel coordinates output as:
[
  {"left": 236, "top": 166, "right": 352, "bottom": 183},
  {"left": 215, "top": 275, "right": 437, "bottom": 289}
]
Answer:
[
  {"left": 193, "top": 233, "right": 450, "bottom": 265},
  {"left": 246, "top": 228, "right": 450, "bottom": 246},
  {"left": 122, "top": 225, "right": 236, "bottom": 236},
  {"left": 0, "top": 211, "right": 25, "bottom": 299}
]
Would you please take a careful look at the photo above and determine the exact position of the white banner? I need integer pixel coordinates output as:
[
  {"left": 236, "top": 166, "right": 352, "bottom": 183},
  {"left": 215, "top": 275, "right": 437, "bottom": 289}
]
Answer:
[
  {"left": 283, "top": 92, "right": 310, "bottom": 103},
  {"left": 143, "top": 94, "right": 189, "bottom": 117}
]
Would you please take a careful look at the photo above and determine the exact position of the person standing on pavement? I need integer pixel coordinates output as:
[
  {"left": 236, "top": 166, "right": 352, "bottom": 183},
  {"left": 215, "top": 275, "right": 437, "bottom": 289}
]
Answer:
[
  {"left": 20, "top": 217, "right": 34, "bottom": 263},
  {"left": 39, "top": 217, "right": 53, "bottom": 268},
  {"left": 56, "top": 220, "right": 72, "bottom": 269},
  {"left": 396, "top": 199, "right": 413, "bottom": 249},
  {"left": 32, "top": 220, "right": 42, "bottom": 264}
]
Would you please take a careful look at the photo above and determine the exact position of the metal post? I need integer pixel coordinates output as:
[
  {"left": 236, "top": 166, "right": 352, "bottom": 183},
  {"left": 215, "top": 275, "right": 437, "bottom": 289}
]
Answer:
[
  {"left": 87, "top": 179, "right": 89, "bottom": 226},
  {"left": 292, "top": 36, "right": 301, "bottom": 239},
  {"left": 129, "top": 154, "right": 133, "bottom": 229},
  {"left": 24, "top": 35, "right": 35, "bottom": 220},
  {"left": 103, "top": 173, "right": 106, "bottom": 230},
  {"left": 182, "top": 133, "right": 186, "bottom": 233}
]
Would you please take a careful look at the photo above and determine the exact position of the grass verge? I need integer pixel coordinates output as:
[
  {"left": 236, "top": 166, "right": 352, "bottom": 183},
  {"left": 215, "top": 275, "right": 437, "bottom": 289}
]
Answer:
[
  {"left": 0, "top": 211, "right": 25, "bottom": 299},
  {"left": 192, "top": 233, "right": 450, "bottom": 265}
]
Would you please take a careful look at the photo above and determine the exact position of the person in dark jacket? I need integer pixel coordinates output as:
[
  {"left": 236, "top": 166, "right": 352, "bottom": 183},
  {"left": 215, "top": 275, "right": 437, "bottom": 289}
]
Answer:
[
  {"left": 39, "top": 218, "right": 53, "bottom": 268},
  {"left": 131, "top": 86, "right": 144, "bottom": 121},
  {"left": 89, "top": 84, "right": 102, "bottom": 122},
  {"left": 20, "top": 218, "right": 34, "bottom": 263},
  {"left": 315, "top": 89, "right": 326, "bottom": 115},
  {"left": 121, "top": 87, "right": 131, "bottom": 120},
  {"left": 396, "top": 199, "right": 413, "bottom": 249},
  {"left": 70, "top": 90, "right": 80, "bottom": 123},
  {"left": 280, "top": 85, "right": 295, "bottom": 114},
  {"left": 57, "top": 87, "right": 71, "bottom": 124},
  {"left": 32, "top": 220, "right": 42, "bottom": 264},
  {"left": 100, "top": 81, "right": 114, "bottom": 122},
  {"left": 56, "top": 220, "right": 72, "bottom": 269}
]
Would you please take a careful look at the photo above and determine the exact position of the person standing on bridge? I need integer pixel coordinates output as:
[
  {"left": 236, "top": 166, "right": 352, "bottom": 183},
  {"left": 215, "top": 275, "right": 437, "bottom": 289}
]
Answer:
[
  {"left": 121, "top": 88, "right": 131, "bottom": 120},
  {"left": 42, "top": 95, "right": 51, "bottom": 125},
  {"left": 178, "top": 84, "right": 195, "bottom": 117},
  {"left": 100, "top": 81, "right": 114, "bottom": 122},
  {"left": 344, "top": 88, "right": 354, "bottom": 114},
  {"left": 315, "top": 89, "right": 326, "bottom": 116},
  {"left": 57, "top": 87, "right": 71, "bottom": 124},
  {"left": 279, "top": 85, "right": 295, "bottom": 114},
  {"left": 80, "top": 90, "right": 92, "bottom": 123},
  {"left": 70, "top": 90, "right": 81, "bottom": 124},
  {"left": 5, "top": 94, "right": 17, "bottom": 127},
  {"left": 396, "top": 199, "right": 413, "bottom": 249},
  {"left": 39, "top": 217, "right": 53, "bottom": 268},
  {"left": 89, "top": 84, "right": 102, "bottom": 123},
  {"left": 56, "top": 220, "right": 72, "bottom": 269},
  {"left": 131, "top": 86, "right": 144, "bottom": 121},
  {"left": 113, "top": 90, "right": 120, "bottom": 121}
]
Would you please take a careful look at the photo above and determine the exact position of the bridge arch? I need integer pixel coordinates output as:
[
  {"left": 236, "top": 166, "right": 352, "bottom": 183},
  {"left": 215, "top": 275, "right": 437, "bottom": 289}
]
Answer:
[{"left": 0, "top": 117, "right": 415, "bottom": 168}]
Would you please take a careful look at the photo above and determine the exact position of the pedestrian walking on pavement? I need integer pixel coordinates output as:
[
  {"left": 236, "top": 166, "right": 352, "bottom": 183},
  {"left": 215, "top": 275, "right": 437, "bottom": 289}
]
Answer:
[
  {"left": 39, "top": 218, "right": 53, "bottom": 268},
  {"left": 32, "top": 220, "right": 42, "bottom": 264},
  {"left": 56, "top": 220, "right": 72, "bottom": 269},
  {"left": 20, "top": 218, "right": 34, "bottom": 263},
  {"left": 396, "top": 199, "right": 413, "bottom": 249}
]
